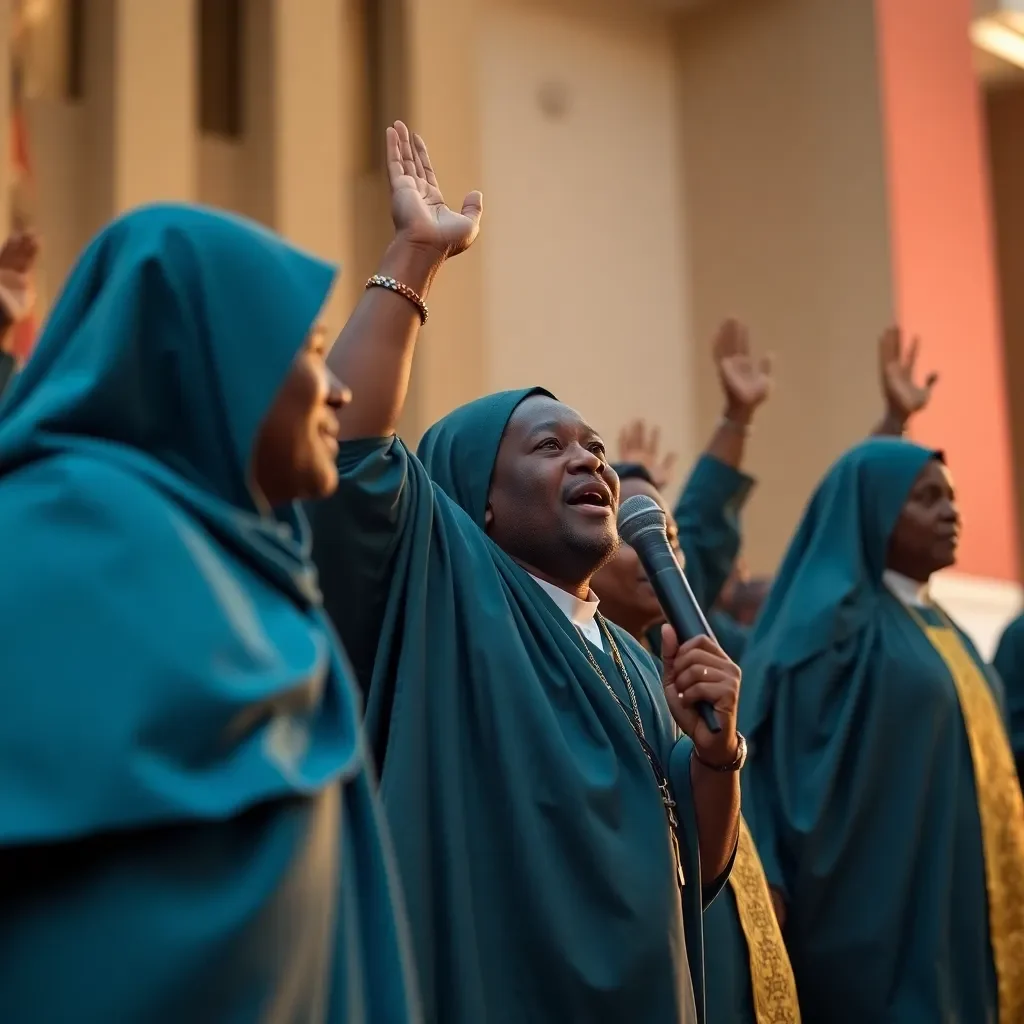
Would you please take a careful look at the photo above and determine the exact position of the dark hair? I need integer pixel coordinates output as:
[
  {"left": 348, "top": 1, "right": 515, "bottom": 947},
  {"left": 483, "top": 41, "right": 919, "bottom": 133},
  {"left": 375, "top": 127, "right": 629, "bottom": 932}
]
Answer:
[{"left": 611, "top": 462, "right": 656, "bottom": 488}]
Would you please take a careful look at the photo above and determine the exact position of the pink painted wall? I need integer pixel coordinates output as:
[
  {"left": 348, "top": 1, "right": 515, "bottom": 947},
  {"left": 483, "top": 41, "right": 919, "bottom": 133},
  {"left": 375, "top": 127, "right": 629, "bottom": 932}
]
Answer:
[{"left": 875, "top": 0, "right": 1019, "bottom": 580}]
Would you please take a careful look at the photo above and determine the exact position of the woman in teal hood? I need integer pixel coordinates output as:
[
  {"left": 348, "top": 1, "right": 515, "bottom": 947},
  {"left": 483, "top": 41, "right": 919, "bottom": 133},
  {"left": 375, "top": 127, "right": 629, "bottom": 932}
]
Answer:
[
  {"left": 0, "top": 203, "right": 418, "bottom": 1023},
  {"left": 739, "top": 437, "right": 1024, "bottom": 1023}
]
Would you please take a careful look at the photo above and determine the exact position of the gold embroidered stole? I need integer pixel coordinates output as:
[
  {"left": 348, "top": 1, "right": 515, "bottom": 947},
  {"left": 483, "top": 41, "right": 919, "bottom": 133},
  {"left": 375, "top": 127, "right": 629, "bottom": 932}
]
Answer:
[
  {"left": 728, "top": 817, "right": 801, "bottom": 1023},
  {"left": 910, "top": 611, "right": 1024, "bottom": 1023}
]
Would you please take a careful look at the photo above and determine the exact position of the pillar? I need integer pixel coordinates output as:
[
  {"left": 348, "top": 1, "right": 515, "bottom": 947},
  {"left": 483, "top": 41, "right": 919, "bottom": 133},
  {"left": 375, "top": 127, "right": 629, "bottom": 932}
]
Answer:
[
  {"left": 397, "top": 0, "right": 487, "bottom": 437},
  {"left": 675, "top": 0, "right": 896, "bottom": 574},
  {"left": 875, "top": 0, "right": 1019, "bottom": 582},
  {"left": 81, "top": 0, "right": 195, "bottom": 238}
]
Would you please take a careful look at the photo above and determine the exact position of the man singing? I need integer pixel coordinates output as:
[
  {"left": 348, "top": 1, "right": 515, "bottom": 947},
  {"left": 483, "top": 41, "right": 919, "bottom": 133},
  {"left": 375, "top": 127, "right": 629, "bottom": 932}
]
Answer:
[{"left": 311, "top": 121, "right": 742, "bottom": 1024}]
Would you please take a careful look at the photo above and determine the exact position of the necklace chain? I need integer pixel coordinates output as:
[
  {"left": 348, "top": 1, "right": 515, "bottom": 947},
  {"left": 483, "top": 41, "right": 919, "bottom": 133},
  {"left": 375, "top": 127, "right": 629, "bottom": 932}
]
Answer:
[{"left": 576, "top": 615, "right": 684, "bottom": 887}]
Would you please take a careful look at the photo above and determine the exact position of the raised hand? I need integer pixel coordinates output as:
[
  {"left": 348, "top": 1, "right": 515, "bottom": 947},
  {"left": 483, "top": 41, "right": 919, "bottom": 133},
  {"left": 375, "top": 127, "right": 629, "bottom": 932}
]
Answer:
[
  {"left": 878, "top": 325, "right": 936, "bottom": 424},
  {"left": 0, "top": 230, "right": 38, "bottom": 324},
  {"left": 713, "top": 318, "right": 772, "bottom": 418},
  {"left": 387, "top": 121, "right": 483, "bottom": 260},
  {"left": 617, "top": 418, "right": 677, "bottom": 491}
]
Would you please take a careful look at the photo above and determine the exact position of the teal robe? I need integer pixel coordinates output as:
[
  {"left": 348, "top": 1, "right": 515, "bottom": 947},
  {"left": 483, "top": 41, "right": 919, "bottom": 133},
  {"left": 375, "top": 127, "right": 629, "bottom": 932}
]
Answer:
[
  {"left": 993, "top": 614, "right": 1024, "bottom": 784},
  {"left": 0, "top": 205, "right": 417, "bottom": 1023},
  {"left": 651, "top": 454, "right": 752, "bottom": 662},
  {"left": 311, "top": 389, "right": 733, "bottom": 1024},
  {"left": 739, "top": 438, "right": 1001, "bottom": 1023},
  {"left": 669, "top": 454, "right": 763, "bottom": 1024}
]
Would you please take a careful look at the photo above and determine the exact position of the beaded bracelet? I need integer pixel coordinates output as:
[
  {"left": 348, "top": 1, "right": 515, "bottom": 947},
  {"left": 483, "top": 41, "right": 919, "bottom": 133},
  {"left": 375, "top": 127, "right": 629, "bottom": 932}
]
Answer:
[
  {"left": 718, "top": 415, "right": 751, "bottom": 436},
  {"left": 365, "top": 274, "right": 429, "bottom": 325}
]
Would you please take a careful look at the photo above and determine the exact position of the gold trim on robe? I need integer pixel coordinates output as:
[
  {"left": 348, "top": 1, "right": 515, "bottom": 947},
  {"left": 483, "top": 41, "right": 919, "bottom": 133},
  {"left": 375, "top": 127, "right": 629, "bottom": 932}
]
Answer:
[
  {"left": 728, "top": 817, "right": 802, "bottom": 1023},
  {"left": 913, "top": 615, "right": 1024, "bottom": 1024}
]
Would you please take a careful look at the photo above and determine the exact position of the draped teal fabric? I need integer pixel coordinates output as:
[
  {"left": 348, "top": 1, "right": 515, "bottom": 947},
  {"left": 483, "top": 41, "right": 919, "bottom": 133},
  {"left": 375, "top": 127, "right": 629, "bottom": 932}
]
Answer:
[
  {"left": 636, "top": 452, "right": 758, "bottom": 1024},
  {"left": 311, "top": 388, "right": 732, "bottom": 1024},
  {"left": 739, "top": 437, "right": 1000, "bottom": 1023},
  {"left": 0, "top": 204, "right": 418, "bottom": 1024},
  {"left": 994, "top": 614, "right": 1024, "bottom": 785}
]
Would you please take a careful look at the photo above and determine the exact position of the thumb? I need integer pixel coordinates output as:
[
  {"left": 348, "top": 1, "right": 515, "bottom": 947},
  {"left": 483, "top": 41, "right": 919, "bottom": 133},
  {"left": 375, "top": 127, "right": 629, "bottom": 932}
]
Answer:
[
  {"left": 460, "top": 190, "right": 484, "bottom": 223},
  {"left": 661, "top": 623, "right": 679, "bottom": 663},
  {"left": 923, "top": 371, "right": 938, "bottom": 394}
]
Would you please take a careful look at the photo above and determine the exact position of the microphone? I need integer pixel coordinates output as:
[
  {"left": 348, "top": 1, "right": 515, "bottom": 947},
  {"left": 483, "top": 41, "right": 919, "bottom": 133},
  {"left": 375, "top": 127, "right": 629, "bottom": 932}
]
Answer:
[{"left": 617, "top": 494, "right": 722, "bottom": 734}]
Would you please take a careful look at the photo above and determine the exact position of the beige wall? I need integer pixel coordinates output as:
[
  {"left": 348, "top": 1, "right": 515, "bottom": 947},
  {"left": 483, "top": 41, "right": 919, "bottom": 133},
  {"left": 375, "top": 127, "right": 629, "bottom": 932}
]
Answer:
[
  {"left": 479, "top": 0, "right": 698, "bottom": 483},
  {"left": 674, "top": 0, "right": 896, "bottom": 574}
]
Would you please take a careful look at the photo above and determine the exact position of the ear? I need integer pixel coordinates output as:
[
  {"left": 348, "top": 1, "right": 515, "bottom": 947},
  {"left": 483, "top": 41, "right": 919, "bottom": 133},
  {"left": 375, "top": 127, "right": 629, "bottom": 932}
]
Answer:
[{"left": 484, "top": 503, "right": 494, "bottom": 531}]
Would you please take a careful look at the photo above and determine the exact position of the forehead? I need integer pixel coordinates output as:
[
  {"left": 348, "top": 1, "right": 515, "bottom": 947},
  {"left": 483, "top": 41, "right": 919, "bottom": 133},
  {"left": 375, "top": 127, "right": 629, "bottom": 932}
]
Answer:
[
  {"left": 505, "top": 394, "right": 595, "bottom": 438},
  {"left": 911, "top": 457, "right": 954, "bottom": 491},
  {"left": 619, "top": 475, "right": 671, "bottom": 516}
]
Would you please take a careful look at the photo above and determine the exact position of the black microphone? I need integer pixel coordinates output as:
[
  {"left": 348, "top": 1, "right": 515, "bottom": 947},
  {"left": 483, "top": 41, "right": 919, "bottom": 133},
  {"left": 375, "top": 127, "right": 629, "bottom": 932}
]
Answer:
[{"left": 617, "top": 494, "right": 722, "bottom": 734}]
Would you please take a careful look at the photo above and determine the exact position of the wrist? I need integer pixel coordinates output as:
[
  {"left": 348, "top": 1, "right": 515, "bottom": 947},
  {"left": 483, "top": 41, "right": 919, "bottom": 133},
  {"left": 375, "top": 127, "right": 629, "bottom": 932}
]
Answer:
[
  {"left": 379, "top": 236, "right": 446, "bottom": 300},
  {"left": 879, "top": 407, "right": 909, "bottom": 435},
  {"left": 692, "top": 731, "right": 746, "bottom": 772},
  {"left": 722, "top": 402, "right": 754, "bottom": 428}
]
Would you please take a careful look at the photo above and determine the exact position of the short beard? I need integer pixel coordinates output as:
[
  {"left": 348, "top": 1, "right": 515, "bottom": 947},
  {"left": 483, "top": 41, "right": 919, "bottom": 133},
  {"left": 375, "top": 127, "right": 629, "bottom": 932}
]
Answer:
[{"left": 547, "top": 522, "right": 619, "bottom": 588}]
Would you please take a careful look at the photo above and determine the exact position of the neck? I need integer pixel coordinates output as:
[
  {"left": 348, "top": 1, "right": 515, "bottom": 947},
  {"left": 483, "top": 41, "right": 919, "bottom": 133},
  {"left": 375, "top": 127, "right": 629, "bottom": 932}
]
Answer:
[
  {"left": 885, "top": 561, "right": 932, "bottom": 585},
  {"left": 515, "top": 559, "right": 591, "bottom": 601}
]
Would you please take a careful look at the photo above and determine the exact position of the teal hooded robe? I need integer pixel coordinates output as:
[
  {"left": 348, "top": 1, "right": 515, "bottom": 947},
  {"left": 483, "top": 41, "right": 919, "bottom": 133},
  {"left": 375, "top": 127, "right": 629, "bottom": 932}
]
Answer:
[
  {"left": 0, "top": 204, "right": 418, "bottom": 1023},
  {"left": 311, "top": 389, "right": 734, "bottom": 1024},
  {"left": 739, "top": 437, "right": 1012, "bottom": 1023}
]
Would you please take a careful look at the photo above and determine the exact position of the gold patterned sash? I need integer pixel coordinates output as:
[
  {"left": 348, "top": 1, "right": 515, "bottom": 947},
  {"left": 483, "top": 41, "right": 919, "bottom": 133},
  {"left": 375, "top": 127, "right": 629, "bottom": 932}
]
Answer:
[
  {"left": 909, "top": 611, "right": 1024, "bottom": 1023},
  {"left": 728, "top": 817, "right": 801, "bottom": 1023}
]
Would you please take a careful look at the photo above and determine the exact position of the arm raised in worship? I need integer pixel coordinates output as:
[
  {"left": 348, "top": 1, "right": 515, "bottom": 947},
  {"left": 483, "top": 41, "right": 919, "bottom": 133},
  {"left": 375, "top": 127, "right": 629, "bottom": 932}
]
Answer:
[
  {"left": 312, "top": 123, "right": 482, "bottom": 689},
  {"left": 678, "top": 318, "right": 769, "bottom": 606},
  {"left": 328, "top": 122, "right": 482, "bottom": 441},
  {"left": 873, "top": 325, "right": 936, "bottom": 437},
  {"left": 661, "top": 630, "right": 742, "bottom": 882}
]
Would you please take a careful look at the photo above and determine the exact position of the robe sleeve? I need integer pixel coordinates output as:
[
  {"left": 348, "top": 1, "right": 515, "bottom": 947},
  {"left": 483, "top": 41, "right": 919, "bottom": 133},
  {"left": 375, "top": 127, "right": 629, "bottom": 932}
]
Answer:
[
  {"left": 708, "top": 609, "right": 749, "bottom": 663},
  {"left": 309, "top": 435, "right": 417, "bottom": 689},
  {"left": 742, "top": 632, "right": 870, "bottom": 905},
  {"left": 672, "top": 454, "right": 754, "bottom": 610}
]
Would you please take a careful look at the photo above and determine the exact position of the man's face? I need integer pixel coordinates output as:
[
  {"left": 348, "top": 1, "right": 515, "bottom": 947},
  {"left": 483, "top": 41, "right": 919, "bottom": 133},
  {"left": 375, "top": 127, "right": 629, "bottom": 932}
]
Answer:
[{"left": 486, "top": 395, "right": 620, "bottom": 587}]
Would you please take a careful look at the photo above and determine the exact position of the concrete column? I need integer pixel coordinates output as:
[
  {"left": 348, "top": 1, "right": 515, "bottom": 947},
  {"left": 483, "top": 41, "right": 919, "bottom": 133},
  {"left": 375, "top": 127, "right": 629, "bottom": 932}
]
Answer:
[
  {"left": 875, "top": 0, "right": 1019, "bottom": 581},
  {"left": 81, "top": 0, "right": 195, "bottom": 236},
  {"left": 112, "top": 0, "right": 196, "bottom": 212},
  {"left": 675, "top": 0, "right": 896, "bottom": 574},
  {"left": 243, "top": 0, "right": 347, "bottom": 331},
  {"left": 398, "top": 0, "right": 487, "bottom": 438}
]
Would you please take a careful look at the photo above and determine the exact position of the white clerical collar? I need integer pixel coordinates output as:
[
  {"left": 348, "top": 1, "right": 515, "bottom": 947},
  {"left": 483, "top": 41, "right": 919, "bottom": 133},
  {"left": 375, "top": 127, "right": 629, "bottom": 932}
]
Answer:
[
  {"left": 529, "top": 573, "right": 604, "bottom": 651},
  {"left": 882, "top": 569, "right": 932, "bottom": 608}
]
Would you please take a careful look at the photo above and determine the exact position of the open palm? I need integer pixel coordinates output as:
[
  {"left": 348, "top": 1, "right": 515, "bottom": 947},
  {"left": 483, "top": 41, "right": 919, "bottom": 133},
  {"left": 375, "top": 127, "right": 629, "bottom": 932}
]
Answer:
[
  {"left": 387, "top": 121, "right": 482, "bottom": 259},
  {"left": 713, "top": 318, "right": 772, "bottom": 411},
  {"left": 879, "top": 325, "right": 936, "bottom": 419}
]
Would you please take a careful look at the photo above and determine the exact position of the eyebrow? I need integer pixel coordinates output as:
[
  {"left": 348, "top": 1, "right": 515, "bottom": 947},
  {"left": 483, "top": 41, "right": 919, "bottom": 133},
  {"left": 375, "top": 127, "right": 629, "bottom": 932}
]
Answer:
[{"left": 526, "top": 419, "right": 600, "bottom": 439}]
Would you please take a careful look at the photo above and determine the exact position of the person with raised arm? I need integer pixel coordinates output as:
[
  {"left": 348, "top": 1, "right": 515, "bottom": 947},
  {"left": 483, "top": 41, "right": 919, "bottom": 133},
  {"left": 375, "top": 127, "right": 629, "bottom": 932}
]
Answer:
[
  {"left": 311, "top": 121, "right": 742, "bottom": 1024},
  {"left": 0, "top": 205, "right": 419, "bottom": 1023},
  {"left": 612, "top": 318, "right": 769, "bottom": 661},
  {"left": 739, "top": 420, "right": 1024, "bottom": 1018}
]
